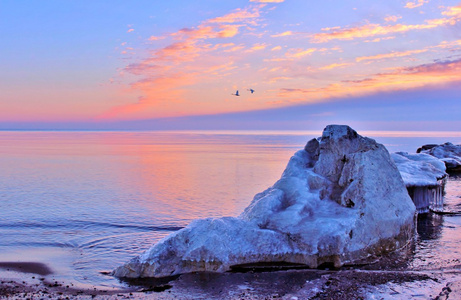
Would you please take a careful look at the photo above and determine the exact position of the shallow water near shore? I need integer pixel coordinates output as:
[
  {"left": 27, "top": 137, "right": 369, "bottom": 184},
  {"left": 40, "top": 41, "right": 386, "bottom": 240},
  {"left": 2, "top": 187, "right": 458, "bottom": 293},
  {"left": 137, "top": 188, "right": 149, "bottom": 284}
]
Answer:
[{"left": 0, "top": 130, "right": 460, "bottom": 291}]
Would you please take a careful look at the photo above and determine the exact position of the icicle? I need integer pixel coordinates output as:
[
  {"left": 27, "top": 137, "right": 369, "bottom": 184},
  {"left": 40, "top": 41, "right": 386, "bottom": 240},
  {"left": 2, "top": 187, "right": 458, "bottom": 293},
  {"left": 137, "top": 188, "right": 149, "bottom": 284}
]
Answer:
[
  {"left": 406, "top": 177, "right": 446, "bottom": 214},
  {"left": 429, "top": 178, "right": 446, "bottom": 212}
]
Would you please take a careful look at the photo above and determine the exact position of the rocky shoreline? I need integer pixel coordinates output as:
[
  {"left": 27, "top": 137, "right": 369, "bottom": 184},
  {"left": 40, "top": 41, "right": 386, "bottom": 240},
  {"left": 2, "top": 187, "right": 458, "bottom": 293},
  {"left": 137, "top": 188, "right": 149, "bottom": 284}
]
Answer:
[
  {"left": 2, "top": 265, "right": 461, "bottom": 299},
  {"left": 2, "top": 244, "right": 461, "bottom": 300}
]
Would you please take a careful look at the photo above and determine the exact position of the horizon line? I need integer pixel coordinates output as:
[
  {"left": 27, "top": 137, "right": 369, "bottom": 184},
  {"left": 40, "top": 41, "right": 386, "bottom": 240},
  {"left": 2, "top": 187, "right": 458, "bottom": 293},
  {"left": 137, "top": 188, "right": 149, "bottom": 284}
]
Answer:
[{"left": 1, "top": 129, "right": 461, "bottom": 138}]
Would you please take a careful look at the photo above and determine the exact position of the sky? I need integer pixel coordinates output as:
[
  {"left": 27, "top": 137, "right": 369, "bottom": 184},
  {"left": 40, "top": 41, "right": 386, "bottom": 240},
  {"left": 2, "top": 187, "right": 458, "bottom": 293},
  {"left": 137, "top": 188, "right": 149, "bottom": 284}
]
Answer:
[{"left": 1, "top": 0, "right": 461, "bottom": 131}]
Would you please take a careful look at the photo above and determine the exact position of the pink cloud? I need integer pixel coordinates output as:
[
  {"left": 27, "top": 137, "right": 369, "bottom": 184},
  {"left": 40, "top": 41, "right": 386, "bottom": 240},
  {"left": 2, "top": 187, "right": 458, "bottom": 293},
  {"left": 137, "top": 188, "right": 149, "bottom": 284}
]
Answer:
[
  {"left": 271, "top": 31, "right": 294, "bottom": 37},
  {"left": 100, "top": 5, "right": 265, "bottom": 120},
  {"left": 285, "top": 48, "right": 317, "bottom": 58},
  {"left": 207, "top": 6, "right": 262, "bottom": 25},
  {"left": 277, "top": 58, "right": 461, "bottom": 102},
  {"left": 250, "top": 0, "right": 284, "bottom": 2},
  {"left": 384, "top": 15, "right": 402, "bottom": 22},
  {"left": 217, "top": 25, "right": 240, "bottom": 37},
  {"left": 224, "top": 45, "right": 246, "bottom": 52},
  {"left": 435, "top": 39, "right": 461, "bottom": 49},
  {"left": 248, "top": 43, "right": 268, "bottom": 51},
  {"left": 311, "top": 5, "right": 461, "bottom": 43},
  {"left": 356, "top": 49, "right": 428, "bottom": 62},
  {"left": 148, "top": 35, "right": 166, "bottom": 41}
]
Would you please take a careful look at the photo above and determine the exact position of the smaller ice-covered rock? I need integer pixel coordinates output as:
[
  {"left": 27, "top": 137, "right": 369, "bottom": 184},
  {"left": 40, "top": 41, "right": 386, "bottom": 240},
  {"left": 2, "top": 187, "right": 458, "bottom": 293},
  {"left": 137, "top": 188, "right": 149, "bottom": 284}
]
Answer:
[
  {"left": 391, "top": 152, "right": 447, "bottom": 214},
  {"left": 391, "top": 152, "right": 446, "bottom": 187},
  {"left": 417, "top": 142, "right": 461, "bottom": 172}
]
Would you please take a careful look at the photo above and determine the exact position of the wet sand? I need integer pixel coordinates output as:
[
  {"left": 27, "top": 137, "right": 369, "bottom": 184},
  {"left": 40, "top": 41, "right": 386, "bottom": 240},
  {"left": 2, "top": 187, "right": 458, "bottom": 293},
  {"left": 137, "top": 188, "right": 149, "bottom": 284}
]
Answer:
[
  {"left": 1, "top": 261, "right": 461, "bottom": 299},
  {"left": 0, "top": 262, "right": 52, "bottom": 276}
]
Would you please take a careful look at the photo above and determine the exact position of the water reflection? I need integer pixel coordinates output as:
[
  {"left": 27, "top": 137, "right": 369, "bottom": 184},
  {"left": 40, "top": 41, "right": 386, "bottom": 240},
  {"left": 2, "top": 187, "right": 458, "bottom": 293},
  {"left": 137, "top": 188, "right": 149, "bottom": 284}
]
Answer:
[
  {"left": 417, "top": 213, "right": 444, "bottom": 241},
  {"left": 409, "top": 175, "right": 461, "bottom": 271}
]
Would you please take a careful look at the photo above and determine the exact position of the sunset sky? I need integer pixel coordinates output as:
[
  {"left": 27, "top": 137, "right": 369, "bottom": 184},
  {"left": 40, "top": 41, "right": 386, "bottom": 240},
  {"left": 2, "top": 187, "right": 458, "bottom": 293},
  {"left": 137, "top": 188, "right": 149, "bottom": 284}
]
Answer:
[{"left": 1, "top": 0, "right": 461, "bottom": 130}]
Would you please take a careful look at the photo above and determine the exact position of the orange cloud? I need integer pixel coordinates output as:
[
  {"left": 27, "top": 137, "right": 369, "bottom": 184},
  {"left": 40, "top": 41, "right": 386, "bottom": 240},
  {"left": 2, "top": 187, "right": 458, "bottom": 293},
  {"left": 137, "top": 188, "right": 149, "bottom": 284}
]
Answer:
[
  {"left": 319, "top": 63, "right": 352, "bottom": 70},
  {"left": 321, "top": 26, "right": 341, "bottom": 31},
  {"left": 268, "top": 66, "right": 282, "bottom": 72},
  {"left": 263, "top": 57, "right": 292, "bottom": 62},
  {"left": 384, "top": 15, "right": 402, "bottom": 22},
  {"left": 312, "top": 23, "right": 432, "bottom": 43},
  {"left": 217, "top": 25, "right": 240, "bottom": 37},
  {"left": 267, "top": 76, "right": 291, "bottom": 83},
  {"left": 271, "top": 31, "right": 294, "bottom": 37},
  {"left": 249, "top": 43, "right": 268, "bottom": 51},
  {"left": 356, "top": 49, "right": 428, "bottom": 62},
  {"left": 207, "top": 7, "right": 262, "bottom": 25},
  {"left": 286, "top": 48, "right": 316, "bottom": 58},
  {"left": 277, "top": 58, "right": 461, "bottom": 102},
  {"left": 127, "top": 28, "right": 134, "bottom": 33},
  {"left": 348, "top": 59, "right": 461, "bottom": 91},
  {"left": 250, "top": 0, "right": 284, "bottom": 2},
  {"left": 203, "top": 61, "right": 237, "bottom": 75},
  {"left": 171, "top": 26, "right": 214, "bottom": 40},
  {"left": 442, "top": 4, "right": 461, "bottom": 17},
  {"left": 364, "top": 36, "right": 396, "bottom": 43},
  {"left": 311, "top": 5, "right": 461, "bottom": 43},
  {"left": 435, "top": 39, "right": 461, "bottom": 49},
  {"left": 100, "top": 73, "right": 196, "bottom": 119},
  {"left": 224, "top": 45, "right": 245, "bottom": 52},
  {"left": 100, "top": 5, "right": 265, "bottom": 120},
  {"left": 405, "top": 0, "right": 428, "bottom": 9},
  {"left": 271, "top": 46, "right": 282, "bottom": 51}
]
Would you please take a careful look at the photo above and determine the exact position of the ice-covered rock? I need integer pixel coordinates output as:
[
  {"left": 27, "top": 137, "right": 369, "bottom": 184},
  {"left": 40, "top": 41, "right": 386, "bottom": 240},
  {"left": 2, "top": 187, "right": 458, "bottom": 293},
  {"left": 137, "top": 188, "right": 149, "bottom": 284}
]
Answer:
[
  {"left": 391, "top": 152, "right": 447, "bottom": 213},
  {"left": 113, "top": 125, "right": 416, "bottom": 278},
  {"left": 391, "top": 152, "right": 446, "bottom": 187},
  {"left": 417, "top": 142, "right": 461, "bottom": 172}
]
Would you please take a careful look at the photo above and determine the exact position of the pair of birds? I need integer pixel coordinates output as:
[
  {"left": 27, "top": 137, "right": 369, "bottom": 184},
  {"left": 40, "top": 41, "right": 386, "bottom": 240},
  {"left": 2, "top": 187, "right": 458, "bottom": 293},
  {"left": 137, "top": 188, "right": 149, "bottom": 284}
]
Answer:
[{"left": 232, "top": 89, "right": 254, "bottom": 96}]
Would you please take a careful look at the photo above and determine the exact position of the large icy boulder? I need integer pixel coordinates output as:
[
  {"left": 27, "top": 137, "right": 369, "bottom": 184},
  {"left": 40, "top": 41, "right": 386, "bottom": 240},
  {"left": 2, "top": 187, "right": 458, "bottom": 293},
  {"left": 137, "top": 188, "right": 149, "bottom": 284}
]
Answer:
[
  {"left": 113, "top": 125, "right": 416, "bottom": 278},
  {"left": 391, "top": 152, "right": 447, "bottom": 213},
  {"left": 417, "top": 142, "right": 461, "bottom": 172}
]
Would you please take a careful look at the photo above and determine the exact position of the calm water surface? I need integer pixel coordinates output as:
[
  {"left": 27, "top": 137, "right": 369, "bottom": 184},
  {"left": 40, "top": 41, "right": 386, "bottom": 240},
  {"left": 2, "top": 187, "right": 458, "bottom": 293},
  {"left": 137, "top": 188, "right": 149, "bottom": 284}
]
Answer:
[{"left": 0, "top": 130, "right": 460, "bottom": 288}]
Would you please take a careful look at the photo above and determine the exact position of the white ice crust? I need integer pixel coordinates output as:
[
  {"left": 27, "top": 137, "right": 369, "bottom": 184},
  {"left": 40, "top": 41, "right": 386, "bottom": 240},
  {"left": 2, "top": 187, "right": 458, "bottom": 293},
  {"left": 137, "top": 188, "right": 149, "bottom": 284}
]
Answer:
[
  {"left": 113, "top": 125, "right": 416, "bottom": 278},
  {"left": 391, "top": 152, "right": 447, "bottom": 187}
]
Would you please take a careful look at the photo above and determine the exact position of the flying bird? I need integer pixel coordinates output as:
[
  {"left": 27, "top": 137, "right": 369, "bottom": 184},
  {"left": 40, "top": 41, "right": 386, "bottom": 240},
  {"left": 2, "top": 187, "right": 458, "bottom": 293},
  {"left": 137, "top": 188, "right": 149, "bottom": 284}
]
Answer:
[
  {"left": 248, "top": 88, "right": 255, "bottom": 94},
  {"left": 232, "top": 90, "right": 240, "bottom": 96}
]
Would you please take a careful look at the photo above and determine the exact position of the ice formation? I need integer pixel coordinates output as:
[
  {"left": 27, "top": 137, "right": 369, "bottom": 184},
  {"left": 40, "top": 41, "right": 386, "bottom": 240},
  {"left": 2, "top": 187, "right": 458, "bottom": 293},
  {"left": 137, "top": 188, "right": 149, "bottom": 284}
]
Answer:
[
  {"left": 391, "top": 152, "right": 447, "bottom": 213},
  {"left": 417, "top": 142, "right": 461, "bottom": 172},
  {"left": 113, "top": 125, "right": 416, "bottom": 278}
]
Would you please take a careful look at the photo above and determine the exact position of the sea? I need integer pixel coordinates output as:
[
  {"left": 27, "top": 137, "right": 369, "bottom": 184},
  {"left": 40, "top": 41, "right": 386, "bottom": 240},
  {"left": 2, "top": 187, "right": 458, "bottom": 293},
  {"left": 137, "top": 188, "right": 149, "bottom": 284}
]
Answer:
[{"left": 0, "top": 130, "right": 461, "bottom": 289}]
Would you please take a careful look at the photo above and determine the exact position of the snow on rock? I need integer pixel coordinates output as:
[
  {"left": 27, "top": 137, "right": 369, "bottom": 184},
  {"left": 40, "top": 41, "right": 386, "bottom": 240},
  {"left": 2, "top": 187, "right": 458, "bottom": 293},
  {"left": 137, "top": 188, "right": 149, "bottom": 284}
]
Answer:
[
  {"left": 391, "top": 152, "right": 446, "bottom": 187},
  {"left": 113, "top": 125, "right": 416, "bottom": 279},
  {"left": 417, "top": 142, "right": 461, "bottom": 172},
  {"left": 391, "top": 152, "right": 447, "bottom": 213}
]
